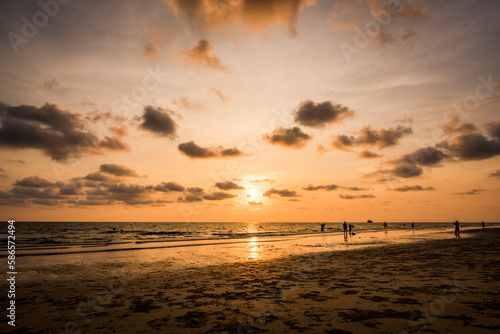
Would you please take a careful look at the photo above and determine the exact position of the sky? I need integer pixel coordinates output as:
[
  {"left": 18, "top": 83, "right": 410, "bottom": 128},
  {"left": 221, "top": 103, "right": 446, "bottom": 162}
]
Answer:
[{"left": 0, "top": 0, "right": 499, "bottom": 223}]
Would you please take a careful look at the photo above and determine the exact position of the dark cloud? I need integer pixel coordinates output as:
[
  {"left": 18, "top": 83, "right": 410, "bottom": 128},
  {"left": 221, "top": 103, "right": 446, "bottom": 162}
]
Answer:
[
  {"left": 43, "top": 79, "right": 78, "bottom": 93},
  {"left": 0, "top": 102, "right": 129, "bottom": 162},
  {"left": 263, "top": 188, "right": 298, "bottom": 198},
  {"left": 303, "top": 184, "right": 338, "bottom": 191},
  {"left": 215, "top": 181, "right": 245, "bottom": 190},
  {"left": 181, "top": 39, "right": 229, "bottom": 72},
  {"left": 294, "top": 100, "right": 353, "bottom": 128},
  {"left": 399, "top": 147, "right": 448, "bottom": 167},
  {"left": 489, "top": 170, "right": 500, "bottom": 178},
  {"left": 202, "top": 192, "right": 238, "bottom": 201},
  {"left": 178, "top": 141, "right": 247, "bottom": 159},
  {"left": 339, "top": 194, "right": 375, "bottom": 199},
  {"left": 440, "top": 133, "right": 500, "bottom": 161},
  {"left": 178, "top": 195, "right": 203, "bottom": 203},
  {"left": 83, "top": 172, "right": 117, "bottom": 183},
  {"left": 358, "top": 150, "right": 382, "bottom": 159},
  {"left": 100, "top": 164, "right": 139, "bottom": 177},
  {"left": 343, "top": 187, "right": 369, "bottom": 191},
  {"left": 154, "top": 182, "right": 185, "bottom": 192},
  {"left": 332, "top": 125, "right": 412, "bottom": 150},
  {"left": 186, "top": 187, "right": 204, "bottom": 194},
  {"left": 58, "top": 182, "right": 84, "bottom": 195},
  {"left": 139, "top": 106, "right": 177, "bottom": 138},
  {"left": 262, "top": 126, "right": 312, "bottom": 148},
  {"left": 392, "top": 185, "right": 435, "bottom": 192},
  {"left": 166, "top": 0, "right": 315, "bottom": 36},
  {"left": 440, "top": 116, "right": 477, "bottom": 135},
  {"left": 454, "top": 189, "right": 485, "bottom": 195},
  {"left": 483, "top": 120, "right": 500, "bottom": 139},
  {"left": 13, "top": 176, "right": 55, "bottom": 188}
]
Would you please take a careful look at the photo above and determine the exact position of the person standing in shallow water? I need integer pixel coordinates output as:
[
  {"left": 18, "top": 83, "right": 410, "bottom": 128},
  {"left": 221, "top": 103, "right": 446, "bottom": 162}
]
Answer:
[
  {"left": 482, "top": 221, "right": 485, "bottom": 228},
  {"left": 320, "top": 223, "right": 325, "bottom": 232},
  {"left": 343, "top": 221, "right": 347, "bottom": 236},
  {"left": 454, "top": 221, "right": 460, "bottom": 236}
]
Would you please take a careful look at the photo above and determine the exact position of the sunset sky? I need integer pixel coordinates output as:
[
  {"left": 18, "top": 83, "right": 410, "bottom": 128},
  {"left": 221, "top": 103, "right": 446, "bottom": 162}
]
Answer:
[{"left": 0, "top": 0, "right": 499, "bottom": 222}]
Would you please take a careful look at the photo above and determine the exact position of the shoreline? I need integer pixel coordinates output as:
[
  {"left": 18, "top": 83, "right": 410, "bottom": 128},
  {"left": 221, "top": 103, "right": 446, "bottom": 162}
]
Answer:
[{"left": 8, "top": 228, "right": 500, "bottom": 333}]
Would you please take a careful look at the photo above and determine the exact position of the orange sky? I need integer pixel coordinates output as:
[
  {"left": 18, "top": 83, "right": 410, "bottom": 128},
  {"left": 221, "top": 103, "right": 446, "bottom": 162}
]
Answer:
[{"left": 0, "top": 0, "right": 499, "bottom": 222}]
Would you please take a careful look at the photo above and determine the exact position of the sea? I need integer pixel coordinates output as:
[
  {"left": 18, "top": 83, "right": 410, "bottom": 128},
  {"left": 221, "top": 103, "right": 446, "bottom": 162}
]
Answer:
[{"left": 2, "top": 221, "right": 497, "bottom": 251}]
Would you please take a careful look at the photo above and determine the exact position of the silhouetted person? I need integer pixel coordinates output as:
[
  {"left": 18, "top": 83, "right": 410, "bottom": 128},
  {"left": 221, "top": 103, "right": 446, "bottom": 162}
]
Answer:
[
  {"left": 482, "top": 221, "right": 485, "bottom": 229},
  {"left": 383, "top": 222, "right": 388, "bottom": 229},
  {"left": 454, "top": 221, "right": 460, "bottom": 236},
  {"left": 343, "top": 221, "right": 348, "bottom": 236},
  {"left": 348, "top": 224, "right": 352, "bottom": 235},
  {"left": 411, "top": 223, "right": 415, "bottom": 229},
  {"left": 320, "top": 223, "right": 325, "bottom": 232}
]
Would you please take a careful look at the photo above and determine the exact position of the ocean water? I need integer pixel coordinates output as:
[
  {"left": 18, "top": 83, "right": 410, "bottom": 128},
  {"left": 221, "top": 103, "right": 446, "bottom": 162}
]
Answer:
[{"left": 1, "top": 221, "right": 496, "bottom": 250}]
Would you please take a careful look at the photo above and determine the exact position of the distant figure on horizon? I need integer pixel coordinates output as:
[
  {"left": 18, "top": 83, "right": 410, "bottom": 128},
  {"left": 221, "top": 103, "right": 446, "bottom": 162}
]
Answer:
[
  {"left": 383, "top": 222, "right": 388, "bottom": 229},
  {"left": 348, "top": 224, "right": 352, "bottom": 235},
  {"left": 343, "top": 221, "right": 348, "bottom": 236},
  {"left": 320, "top": 223, "right": 325, "bottom": 232},
  {"left": 454, "top": 221, "right": 460, "bottom": 236},
  {"left": 482, "top": 221, "right": 485, "bottom": 229},
  {"left": 411, "top": 223, "right": 415, "bottom": 229}
]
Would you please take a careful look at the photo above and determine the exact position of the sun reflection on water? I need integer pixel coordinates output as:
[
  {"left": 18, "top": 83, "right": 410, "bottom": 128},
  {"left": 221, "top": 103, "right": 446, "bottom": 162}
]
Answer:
[{"left": 249, "top": 237, "right": 259, "bottom": 259}]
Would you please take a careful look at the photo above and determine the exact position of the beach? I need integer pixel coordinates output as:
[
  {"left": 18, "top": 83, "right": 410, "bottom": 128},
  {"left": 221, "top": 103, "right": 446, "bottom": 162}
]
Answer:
[{"left": 5, "top": 228, "right": 500, "bottom": 333}]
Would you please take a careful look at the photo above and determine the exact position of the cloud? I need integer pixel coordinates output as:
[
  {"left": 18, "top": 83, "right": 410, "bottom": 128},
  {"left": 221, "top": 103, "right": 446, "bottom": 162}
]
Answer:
[
  {"left": 178, "top": 195, "right": 203, "bottom": 203},
  {"left": 250, "top": 178, "right": 275, "bottom": 183},
  {"left": 13, "top": 176, "right": 55, "bottom": 188},
  {"left": 454, "top": 189, "right": 485, "bottom": 195},
  {"left": 343, "top": 186, "right": 369, "bottom": 191},
  {"left": 43, "top": 79, "right": 78, "bottom": 93},
  {"left": 484, "top": 120, "right": 500, "bottom": 139},
  {"left": 293, "top": 100, "right": 353, "bottom": 128},
  {"left": 202, "top": 191, "right": 238, "bottom": 201},
  {"left": 489, "top": 170, "right": 500, "bottom": 178},
  {"left": 215, "top": 181, "right": 245, "bottom": 190},
  {"left": 139, "top": 105, "right": 178, "bottom": 138},
  {"left": 339, "top": 194, "right": 375, "bottom": 199},
  {"left": 263, "top": 188, "right": 298, "bottom": 198},
  {"left": 187, "top": 187, "right": 204, "bottom": 194},
  {"left": 178, "top": 141, "right": 247, "bottom": 159},
  {"left": 440, "top": 133, "right": 500, "bottom": 161},
  {"left": 208, "top": 88, "right": 228, "bottom": 102},
  {"left": 99, "top": 164, "right": 139, "bottom": 177},
  {"left": 154, "top": 182, "right": 185, "bottom": 192},
  {"left": 0, "top": 102, "right": 129, "bottom": 162},
  {"left": 248, "top": 201, "right": 263, "bottom": 205},
  {"left": 392, "top": 185, "right": 435, "bottom": 192},
  {"left": 332, "top": 125, "right": 412, "bottom": 150},
  {"left": 181, "top": 39, "right": 230, "bottom": 72},
  {"left": 303, "top": 184, "right": 338, "bottom": 191},
  {"left": 358, "top": 150, "right": 382, "bottom": 159},
  {"left": 172, "top": 97, "right": 203, "bottom": 111},
  {"left": 262, "top": 126, "right": 312, "bottom": 148},
  {"left": 165, "top": 0, "right": 315, "bottom": 36},
  {"left": 83, "top": 172, "right": 117, "bottom": 183},
  {"left": 440, "top": 115, "right": 477, "bottom": 135}
]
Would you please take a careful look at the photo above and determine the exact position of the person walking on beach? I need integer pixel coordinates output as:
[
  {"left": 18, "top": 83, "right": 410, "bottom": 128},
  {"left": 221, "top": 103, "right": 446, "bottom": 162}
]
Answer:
[
  {"left": 411, "top": 223, "right": 415, "bottom": 229},
  {"left": 348, "top": 224, "right": 353, "bottom": 235},
  {"left": 343, "top": 221, "right": 348, "bottom": 236},
  {"left": 454, "top": 221, "right": 460, "bottom": 236},
  {"left": 482, "top": 221, "right": 485, "bottom": 229},
  {"left": 320, "top": 223, "right": 325, "bottom": 232},
  {"left": 383, "top": 221, "right": 387, "bottom": 229}
]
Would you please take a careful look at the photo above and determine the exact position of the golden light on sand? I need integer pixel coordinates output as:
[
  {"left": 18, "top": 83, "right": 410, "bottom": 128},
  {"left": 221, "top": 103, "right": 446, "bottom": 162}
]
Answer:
[{"left": 249, "top": 237, "right": 259, "bottom": 259}]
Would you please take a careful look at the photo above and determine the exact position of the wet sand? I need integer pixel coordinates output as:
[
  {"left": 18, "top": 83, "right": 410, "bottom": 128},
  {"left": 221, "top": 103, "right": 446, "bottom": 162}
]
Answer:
[{"left": 5, "top": 228, "right": 500, "bottom": 333}]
